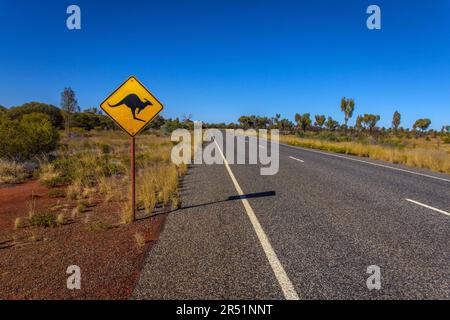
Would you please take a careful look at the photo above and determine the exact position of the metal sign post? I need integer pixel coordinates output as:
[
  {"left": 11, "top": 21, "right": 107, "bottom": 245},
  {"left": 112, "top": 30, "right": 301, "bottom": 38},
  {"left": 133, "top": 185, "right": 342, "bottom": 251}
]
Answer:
[{"left": 130, "top": 136, "right": 136, "bottom": 222}]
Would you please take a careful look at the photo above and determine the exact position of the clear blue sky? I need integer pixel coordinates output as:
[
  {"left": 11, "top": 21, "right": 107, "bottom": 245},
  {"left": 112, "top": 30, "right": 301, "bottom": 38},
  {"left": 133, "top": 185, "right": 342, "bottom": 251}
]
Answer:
[{"left": 0, "top": 0, "right": 449, "bottom": 129}]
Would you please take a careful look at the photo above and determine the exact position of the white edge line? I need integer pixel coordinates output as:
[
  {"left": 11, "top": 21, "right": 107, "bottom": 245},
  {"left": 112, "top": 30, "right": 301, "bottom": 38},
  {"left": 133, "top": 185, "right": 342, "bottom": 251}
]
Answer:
[
  {"left": 214, "top": 139, "right": 300, "bottom": 300},
  {"left": 267, "top": 140, "right": 450, "bottom": 183},
  {"left": 405, "top": 199, "right": 450, "bottom": 217},
  {"left": 289, "top": 156, "right": 304, "bottom": 163}
]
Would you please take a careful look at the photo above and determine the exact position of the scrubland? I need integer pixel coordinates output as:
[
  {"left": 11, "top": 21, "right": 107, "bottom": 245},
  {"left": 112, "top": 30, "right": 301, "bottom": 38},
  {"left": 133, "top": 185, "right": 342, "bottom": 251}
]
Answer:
[{"left": 280, "top": 134, "right": 450, "bottom": 174}]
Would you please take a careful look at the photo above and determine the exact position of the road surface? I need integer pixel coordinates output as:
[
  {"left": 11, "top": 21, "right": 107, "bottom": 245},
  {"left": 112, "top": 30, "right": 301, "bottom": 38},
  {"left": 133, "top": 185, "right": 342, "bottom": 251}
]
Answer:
[{"left": 133, "top": 133, "right": 450, "bottom": 299}]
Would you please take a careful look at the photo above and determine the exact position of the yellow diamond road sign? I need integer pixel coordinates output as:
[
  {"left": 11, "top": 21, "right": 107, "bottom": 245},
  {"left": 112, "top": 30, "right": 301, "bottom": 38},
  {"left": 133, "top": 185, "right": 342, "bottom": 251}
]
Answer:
[{"left": 100, "top": 76, "right": 164, "bottom": 137}]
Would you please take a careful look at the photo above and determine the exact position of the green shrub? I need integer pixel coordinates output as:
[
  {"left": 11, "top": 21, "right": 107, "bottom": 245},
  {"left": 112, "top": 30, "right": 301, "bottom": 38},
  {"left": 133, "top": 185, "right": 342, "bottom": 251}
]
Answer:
[
  {"left": 8, "top": 102, "right": 64, "bottom": 128},
  {"left": 72, "top": 112, "right": 117, "bottom": 131},
  {"left": 29, "top": 213, "right": 56, "bottom": 228},
  {"left": 72, "top": 112, "right": 101, "bottom": 131},
  {"left": 0, "top": 113, "right": 59, "bottom": 161}
]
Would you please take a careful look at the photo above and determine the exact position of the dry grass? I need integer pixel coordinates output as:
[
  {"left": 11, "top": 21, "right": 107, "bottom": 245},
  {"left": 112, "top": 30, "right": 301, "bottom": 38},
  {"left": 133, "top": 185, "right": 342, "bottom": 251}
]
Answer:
[
  {"left": 0, "top": 159, "right": 29, "bottom": 184},
  {"left": 32, "top": 130, "right": 187, "bottom": 226},
  {"left": 14, "top": 217, "right": 24, "bottom": 229},
  {"left": 66, "top": 179, "right": 83, "bottom": 200},
  {"left": 134, "top": 232, "right": 146, "bottom": 248},
  {"left": 76, "top": 201, "right": 88, "bottom": 213},
  {"left": 120, "top": 201, "right": 133, "bottom": 225},
  {"left": 27, "top": 193, "right": 37, "bottom": 219},
  {"left": 281, "top": 135, "right": 450, "bottom": 174},
  {"left": 38, "top": 163, "right": 63, "bottom": 187},
  {"left": 56, "top": 213, "right": 65, "bottom": 226}
]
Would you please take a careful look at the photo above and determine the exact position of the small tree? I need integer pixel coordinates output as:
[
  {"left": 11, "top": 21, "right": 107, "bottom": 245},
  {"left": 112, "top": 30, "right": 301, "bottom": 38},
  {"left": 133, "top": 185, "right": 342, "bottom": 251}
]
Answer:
[
  {"left": 362, "top": 114, "right": 380, "bottom": 135},
  {"left": 392, "top": 111, "right": 401, "bottom": 135},
  {"left": 294, "top": 113, "right": 302, "bottom": 130},
  {"left": 340, "top": 97, "right": 355, "bottom": 134},
  {"left": 442, "top": 125, "right": 450, "bottom": 133},
  {"left": 355, "top": 115, "right": 363, "bottom": 133},
  {"left": 60, "top": 87, "right": 79, "bottom": 137},
  {"left": 413, "top": 118, "right": 431, "bottom": 133},
  {"left": 300, "top": 113, "right": 311, "bottom": 132},
  {"left": 255, "top": 116, "right": 270, "bottom": 129},
  {"left": 325, "top": 116, "right": 339, "bottom": 131},
  {"left": 314, "top": 115, "right": 326, "bottom": 129},
  {"left": 279, "top": 118, "right": 294, "bottom": 132},
  {"left": 238, "top": 116, "right": 251, "bottom": 129},
  {"left": 273, "top": 113, "right": 281, "bottom": 129}
]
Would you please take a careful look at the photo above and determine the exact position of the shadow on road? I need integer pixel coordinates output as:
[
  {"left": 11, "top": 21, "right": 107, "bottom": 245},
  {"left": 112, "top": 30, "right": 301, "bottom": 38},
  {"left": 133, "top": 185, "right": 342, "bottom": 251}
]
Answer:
[
  {"left": 142, "top": 191, "right": 276, "bottom": 219},
  {"left": 175, "top": 190, "right": 276, "bottom": 211}
]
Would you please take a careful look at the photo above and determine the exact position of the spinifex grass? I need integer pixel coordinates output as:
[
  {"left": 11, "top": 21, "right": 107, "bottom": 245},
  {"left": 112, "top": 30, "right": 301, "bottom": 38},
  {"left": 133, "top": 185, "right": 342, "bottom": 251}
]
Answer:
[
  {"left": 39, "top": 130, "right": 187, "bottom": 225},
  {"left": 281, "top": 135, "right": 450, "bottom": 174}
]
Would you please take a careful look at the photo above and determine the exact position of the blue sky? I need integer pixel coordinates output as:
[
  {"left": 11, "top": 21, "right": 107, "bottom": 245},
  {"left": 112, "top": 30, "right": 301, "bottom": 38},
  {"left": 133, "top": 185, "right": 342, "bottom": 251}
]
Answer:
[{"left": 0, "top": 0, "right": 449, "bottom": 129}]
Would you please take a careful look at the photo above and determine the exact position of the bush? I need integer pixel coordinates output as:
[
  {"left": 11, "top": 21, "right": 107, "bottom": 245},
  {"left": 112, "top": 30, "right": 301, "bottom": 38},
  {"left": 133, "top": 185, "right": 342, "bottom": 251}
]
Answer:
[
  {"left": 72, "top": 112, "right": 117, "bottom": 131},
  {"left": 29, "top": 213, "right": 57, "bottom": 228},
  {"left": 0, "top": 159, "right": 29, "bottom": 184},
  {"left": 8, "top": 102, "right": 64, "bottom": 129},
  {"left": 0, "top": 113, "right": 59, "bottom": 161},
  {"left": 72, "top": 112, "right": 101, "bottom": 131}
]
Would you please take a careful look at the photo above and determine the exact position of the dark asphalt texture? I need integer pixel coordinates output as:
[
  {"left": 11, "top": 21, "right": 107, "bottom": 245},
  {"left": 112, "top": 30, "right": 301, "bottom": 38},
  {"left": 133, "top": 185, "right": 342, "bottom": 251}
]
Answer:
[{"left": 133, "top": 134, "right": 450, "bottom": 299}]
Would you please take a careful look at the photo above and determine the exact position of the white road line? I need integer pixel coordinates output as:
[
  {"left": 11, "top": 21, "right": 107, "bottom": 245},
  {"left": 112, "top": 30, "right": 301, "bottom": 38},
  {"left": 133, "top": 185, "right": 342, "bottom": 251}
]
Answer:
[
  {"left": 214, "top": 140, "right": 300, "bottom": 300},
  {"left": 289, "top": 156, "right": 304, "bottom": 163},
  {"left": 405, "top": 199, "right": 450, "bottom": 217},
  {"left": 273, "top": 141, "right": 450, "bottom": 183}
]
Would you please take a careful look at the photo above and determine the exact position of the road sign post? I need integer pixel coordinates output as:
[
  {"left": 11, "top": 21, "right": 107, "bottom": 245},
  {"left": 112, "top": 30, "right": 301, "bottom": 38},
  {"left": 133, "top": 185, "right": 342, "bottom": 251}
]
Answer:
[
  {"left": 130, "top": 136, "right": 136, "bottom": 222},
  {"left": 100, "top": 76, "right": 164, "bottom": 222}
]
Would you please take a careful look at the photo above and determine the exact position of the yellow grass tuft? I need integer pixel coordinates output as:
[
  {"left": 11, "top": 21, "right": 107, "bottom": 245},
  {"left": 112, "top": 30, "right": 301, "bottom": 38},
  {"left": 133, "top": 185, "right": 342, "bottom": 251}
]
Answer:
[
  {"left": 56, "top": 213, "right": 65, "bottom": 226},
  {"left": 120, "top": 201, "right": 134, "bottom": 224},
  {"left": 134, "top": 232, "right": 146, "bottom": 248},
  {"left": 14, "top": 217, "right": 24, "bottom": 229}
]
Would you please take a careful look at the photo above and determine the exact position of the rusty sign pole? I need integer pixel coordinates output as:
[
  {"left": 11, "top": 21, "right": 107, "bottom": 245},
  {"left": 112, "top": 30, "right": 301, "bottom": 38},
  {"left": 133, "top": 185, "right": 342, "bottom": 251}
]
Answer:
[{"left": 130, "top": 136, "right": 136, "bottom": 222}]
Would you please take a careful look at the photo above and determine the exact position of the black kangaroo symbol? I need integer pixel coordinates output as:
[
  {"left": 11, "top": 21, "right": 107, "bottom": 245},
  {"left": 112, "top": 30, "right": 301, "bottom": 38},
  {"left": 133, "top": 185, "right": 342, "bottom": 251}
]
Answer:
[{"left": 108, "top": 94, "right": 153, "bottom": 122}]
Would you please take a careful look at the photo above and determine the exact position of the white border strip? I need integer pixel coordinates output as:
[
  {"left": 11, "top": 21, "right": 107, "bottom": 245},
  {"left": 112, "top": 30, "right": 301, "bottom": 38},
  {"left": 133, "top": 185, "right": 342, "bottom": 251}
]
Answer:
[
  {"left": 289, "top": 156, "right": 304, "bottom": 163},
  {"left": 214, "top": 140, "right": 300, "bottom": 300},
  {"left": 405, "top": 199, "right": 450, "bottom": 217}
]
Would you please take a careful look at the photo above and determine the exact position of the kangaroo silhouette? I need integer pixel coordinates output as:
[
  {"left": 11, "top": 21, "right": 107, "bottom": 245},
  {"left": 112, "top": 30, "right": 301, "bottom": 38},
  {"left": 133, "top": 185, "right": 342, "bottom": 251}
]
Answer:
[{"left": 108, "top": 94, "right": 153, "bottom": 122}]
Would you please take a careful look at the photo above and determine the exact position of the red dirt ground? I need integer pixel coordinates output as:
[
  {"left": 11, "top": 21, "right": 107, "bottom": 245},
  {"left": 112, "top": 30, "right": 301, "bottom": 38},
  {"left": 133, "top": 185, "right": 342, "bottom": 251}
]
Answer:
[{"left": 0, "top": 180, "right": 166, "bottom": 299}]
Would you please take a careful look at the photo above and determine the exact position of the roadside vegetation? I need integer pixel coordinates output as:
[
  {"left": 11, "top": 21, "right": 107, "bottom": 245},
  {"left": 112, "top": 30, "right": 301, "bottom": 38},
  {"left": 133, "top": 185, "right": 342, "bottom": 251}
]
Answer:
[
  {"left": 235, "top": 98, "right": 450, "bottom": 174},
  {"left": 1, "top": 91, "right": 448, "bottom": 187},
  {"left": 1, "top": 87, "right": 188, "bottom": 231},
  {"left": 0, "top": 88, "right": 190, "bottom": 298}
]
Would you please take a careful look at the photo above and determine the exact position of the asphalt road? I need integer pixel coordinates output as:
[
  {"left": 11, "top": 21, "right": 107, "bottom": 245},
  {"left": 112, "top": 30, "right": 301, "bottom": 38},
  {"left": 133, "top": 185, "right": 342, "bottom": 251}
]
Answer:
[{"left": 133, "top": 133, "right": 450, "bottom": 299}]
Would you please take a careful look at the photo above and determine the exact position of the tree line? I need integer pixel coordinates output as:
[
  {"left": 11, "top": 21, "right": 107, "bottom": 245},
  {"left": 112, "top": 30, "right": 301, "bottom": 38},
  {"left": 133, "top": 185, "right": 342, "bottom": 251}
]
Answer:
[
  {"left": 1, "top": 92, "right": 449, "bottom": 162},
  {"left": 237, "top": 97, "right": 448, "bottom": 136}
]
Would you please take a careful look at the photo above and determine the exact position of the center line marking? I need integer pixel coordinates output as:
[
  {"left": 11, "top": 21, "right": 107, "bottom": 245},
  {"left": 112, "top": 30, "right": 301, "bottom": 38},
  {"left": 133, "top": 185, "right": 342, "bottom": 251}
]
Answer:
[
  {"left": 405, "top": 199, "right": 450, "bottom": 217},
  {"left": 214, "top": 139, "right": 300, "bottom": 300},
  {"left": 289, "top": 156, "right": 304, "bottom": 163}
]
